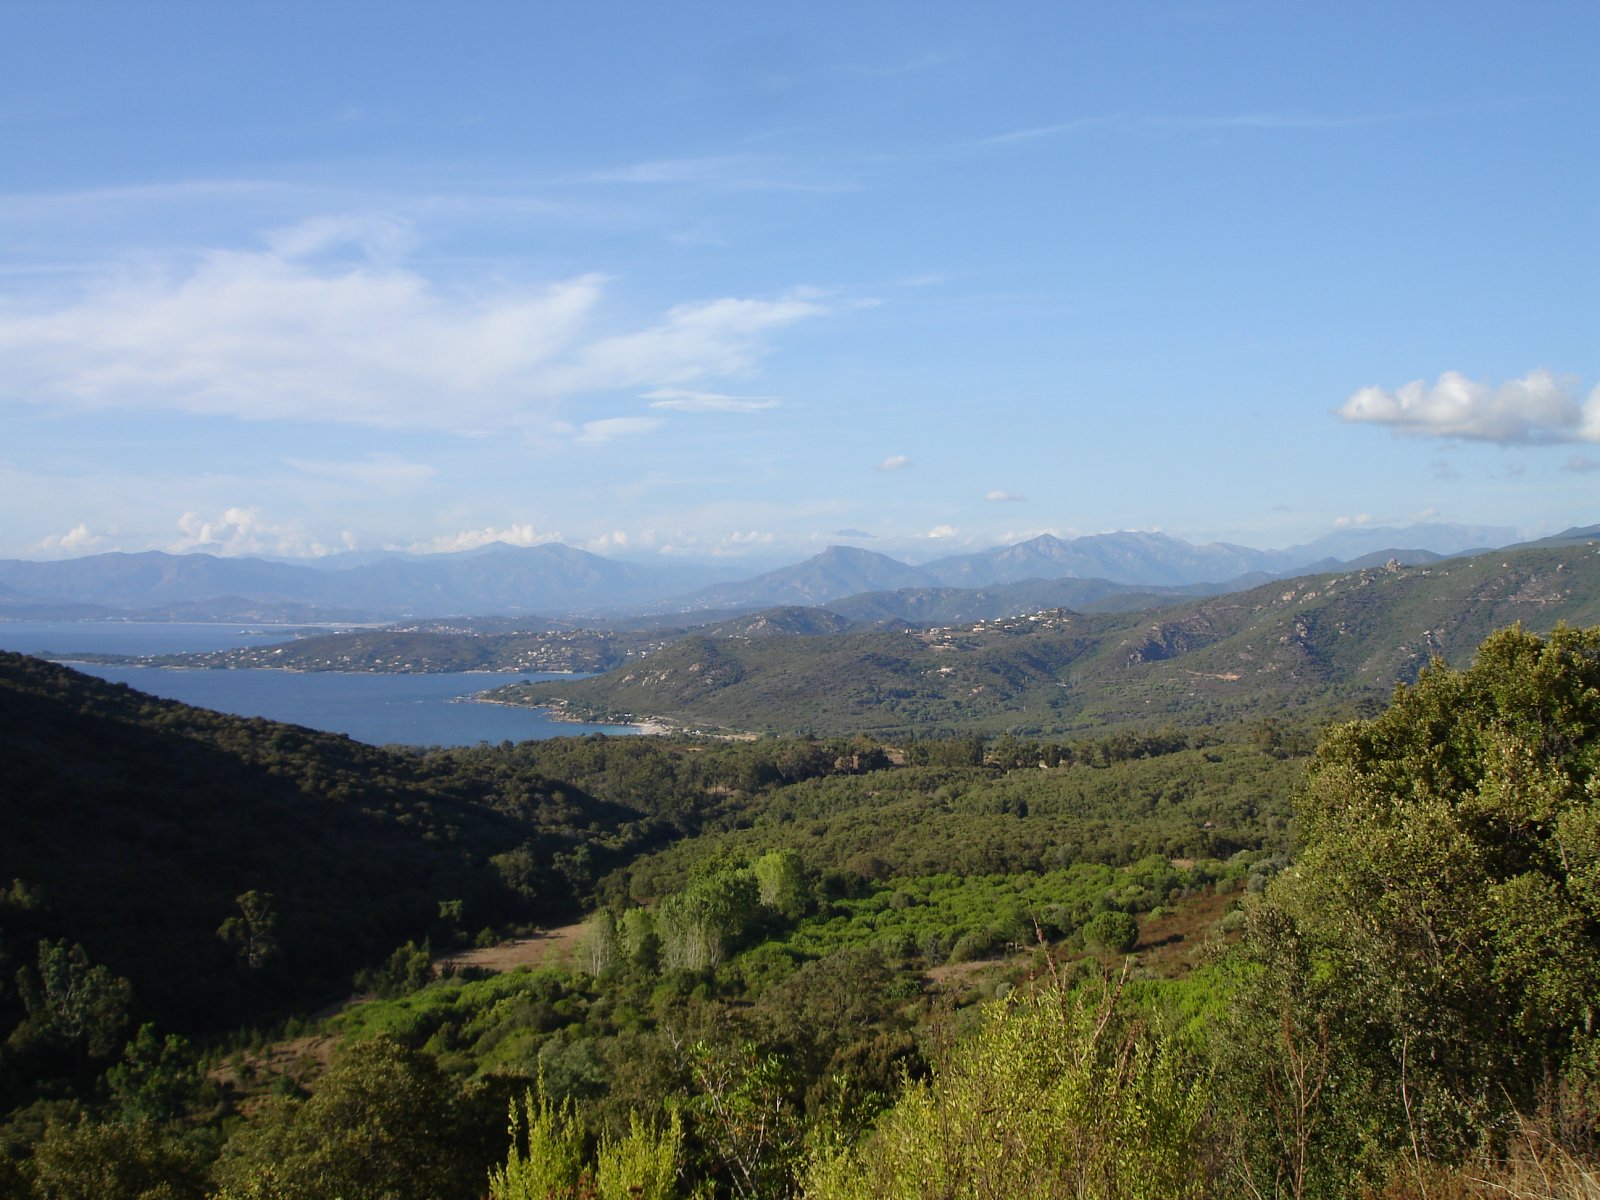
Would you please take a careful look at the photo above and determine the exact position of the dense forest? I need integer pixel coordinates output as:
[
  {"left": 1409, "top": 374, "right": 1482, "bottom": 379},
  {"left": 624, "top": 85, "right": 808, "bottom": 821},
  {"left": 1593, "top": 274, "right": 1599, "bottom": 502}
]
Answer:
[{"left": 2, "top": 624, "right": 1598, "bottom": 1197}]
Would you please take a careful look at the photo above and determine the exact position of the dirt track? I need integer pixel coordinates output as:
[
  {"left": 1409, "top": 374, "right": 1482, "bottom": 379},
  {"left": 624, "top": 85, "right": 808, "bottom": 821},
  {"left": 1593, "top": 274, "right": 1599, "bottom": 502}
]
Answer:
[
  {"left": 214, "top": 922, "right": 590, "bottom": 1100},
  {"left": 433, "top": 921, "right": 587, "bottom": 975}
]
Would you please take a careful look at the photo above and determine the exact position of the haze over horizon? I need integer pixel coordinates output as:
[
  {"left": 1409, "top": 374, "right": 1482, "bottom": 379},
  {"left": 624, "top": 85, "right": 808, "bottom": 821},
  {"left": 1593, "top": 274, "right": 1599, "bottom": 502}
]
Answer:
[{"left": 2, "top": 3, "right": 1595, "bottom": 566}]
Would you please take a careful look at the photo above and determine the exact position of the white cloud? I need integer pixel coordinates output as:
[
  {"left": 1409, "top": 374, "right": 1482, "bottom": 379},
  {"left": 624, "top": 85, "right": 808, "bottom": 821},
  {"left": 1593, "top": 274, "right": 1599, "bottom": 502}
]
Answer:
[
  {"left": 1332, "top": 513, "right": 1374, "bottom": 528},
  {"left": 1337, "top": 369, "right": 1600, "bottom": 444},
  {"left": 650, "top": 528, "right": 782, "bottom": 558},
  {"left": 927, "top": 524, "right": 958, "bottom": 539},
  {"left": 0, "top": 217, "right": 831, "bottom": 432},
  {"left": 406, "top": 523, "right": 561, "bottom": 554},
  {"left": 264, "top": 213, "right": 416, "bottom": 263},
  {"left": 644, "top": 388, "right": 780, "bottom": 413},
  {"left": 573, "top": 154, "right": 854, "bottom": 193},
  {"left": 169, "top": 507, "right": 343, "bottom": 557},
  {"left": 30, "top": 523, "right": 112, "bottom": 557},
  {"left": 985, "top": 489, "right": 1025, "bottom": 502},
  {"left": 575, "top": 416, "right": 663, "bottom": 444},
  {"left": 877, "top": 454, "right": 911, "bottom": 471}
]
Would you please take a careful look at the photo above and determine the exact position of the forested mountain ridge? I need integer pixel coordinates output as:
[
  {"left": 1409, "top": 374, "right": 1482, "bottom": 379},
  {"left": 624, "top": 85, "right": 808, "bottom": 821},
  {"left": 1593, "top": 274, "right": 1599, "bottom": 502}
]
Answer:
[
  {"left": 0, "top": 652, "right": 677, "bottom": 1044},
  {"left": 494, "top": 541, "right": 1600, "bottom": 734}
]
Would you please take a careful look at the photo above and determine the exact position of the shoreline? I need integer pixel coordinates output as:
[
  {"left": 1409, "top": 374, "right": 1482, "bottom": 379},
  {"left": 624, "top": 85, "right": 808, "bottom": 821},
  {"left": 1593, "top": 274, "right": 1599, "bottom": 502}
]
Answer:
[{"left": 470, "top": 692, "right": 674, "bottom": 737}]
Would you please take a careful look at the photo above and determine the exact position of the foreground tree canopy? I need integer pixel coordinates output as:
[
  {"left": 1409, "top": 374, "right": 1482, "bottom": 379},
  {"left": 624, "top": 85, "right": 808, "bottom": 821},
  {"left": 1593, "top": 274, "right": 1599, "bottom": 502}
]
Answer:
[{"left": 1223, "top": 623, "right": 1600, "bottom": 1195}]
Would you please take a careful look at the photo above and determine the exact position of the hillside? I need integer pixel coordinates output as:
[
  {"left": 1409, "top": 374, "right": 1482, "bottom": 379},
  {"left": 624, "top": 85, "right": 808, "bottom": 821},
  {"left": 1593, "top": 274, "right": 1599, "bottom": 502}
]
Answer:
[
  {"left": 0, "top": 653, "right": 666, "bottom": 1037},
  {"left": 491, "top": 542, "right": 1600, "bottom": 735}
]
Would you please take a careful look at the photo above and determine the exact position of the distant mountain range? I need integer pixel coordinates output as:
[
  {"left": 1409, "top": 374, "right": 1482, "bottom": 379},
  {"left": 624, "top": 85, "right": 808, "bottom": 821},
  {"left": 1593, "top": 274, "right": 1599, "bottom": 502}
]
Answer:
[{"left": 0, "top": 521, "right": 1534, "bottom": 622}]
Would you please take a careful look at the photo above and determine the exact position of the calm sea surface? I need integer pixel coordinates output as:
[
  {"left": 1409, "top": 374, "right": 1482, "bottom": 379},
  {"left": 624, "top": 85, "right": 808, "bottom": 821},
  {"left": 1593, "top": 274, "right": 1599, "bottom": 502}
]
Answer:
[{"left": 0, "top": 621, "right": 640, "bottom": 747}]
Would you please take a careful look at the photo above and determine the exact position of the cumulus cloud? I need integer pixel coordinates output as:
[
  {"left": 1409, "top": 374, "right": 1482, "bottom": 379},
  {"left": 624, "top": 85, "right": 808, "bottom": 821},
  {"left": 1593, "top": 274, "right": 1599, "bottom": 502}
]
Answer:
[
  {"left": 644, "top": 388, "right": 780, "bottom": 412},
  {"left": 406, "top": 523, "right": 561, "bottom": 555},
  {"left": 927, "top": 524, "right": 958, "bottom": 539},
  {"left": 1333, "top": 513, "right": 1374, "bottom": 528},
  {"left": 575, "top": 416, "right": 663, "bottom": 444},
  {"left": 985, "top": 489, "right": 1025, "bottom": 502},
  {"left": 169, "top": 507, "right": 345, "bottom": 557},
  {"left": 0, "top": 216, "right": 830, "bottom": 432},
  {"left": 877, "top": 454, "right": 911, "bottom": 471},
  {"left": 1337, "top": 369, "right": 1600, "bottom": 444},
  {"left": 30, "top": 523, "right": 113, "bottom": 557},
  {"left": 650, "top": 529, "right": 780, "bottom": 558}
]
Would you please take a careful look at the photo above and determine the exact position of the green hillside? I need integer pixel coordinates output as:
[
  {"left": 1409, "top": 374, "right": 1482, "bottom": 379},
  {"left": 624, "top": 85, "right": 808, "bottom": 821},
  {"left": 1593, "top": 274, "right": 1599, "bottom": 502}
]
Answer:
[
  {"left": 490, "top": 542, "right": 1600, "bottom": 734},
  {"left": 0, "top": 653, "right": 670, "bottom": 1041}
]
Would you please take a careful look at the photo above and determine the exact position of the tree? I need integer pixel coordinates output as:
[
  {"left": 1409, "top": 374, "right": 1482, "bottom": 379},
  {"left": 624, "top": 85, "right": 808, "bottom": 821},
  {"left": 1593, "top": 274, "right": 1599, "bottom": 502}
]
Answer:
[
  {"left": 11, "top": 940, "right": 132, "bottom": 1066},
  {"left": 105, "top": 1024, "right": 201, "bottom": 1124},
  {"left": 752, "top": 850, "right": 808, "bottom": 920},
  {"left": 211, "top": 1035, "right": 480, "bottom": 1200},
  {"left": 1082, "top": 910, "right": 1138, "bottom": 955},
  {"left": 656, "top": 870, "right": 760, "bottom": 972},
  {"left": 25, "top": 1117, "right": 207, "bottom": 1200},
  {"left": 216, "top": 891, "right": 279, "bottom": 977},
  {"left": 804, "top": 972, "right": 1211, "bottom": 1199},
  {"left": 1236, "top": 624, "right": 1600, "bottom": 1180}
]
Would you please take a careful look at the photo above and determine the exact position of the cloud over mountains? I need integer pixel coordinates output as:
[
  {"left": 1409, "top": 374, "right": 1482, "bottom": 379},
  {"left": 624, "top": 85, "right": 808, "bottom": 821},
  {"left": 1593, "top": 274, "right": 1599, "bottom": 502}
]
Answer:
[{"left": 1338, "top": 369, "right": 1600, "bottom": 445}]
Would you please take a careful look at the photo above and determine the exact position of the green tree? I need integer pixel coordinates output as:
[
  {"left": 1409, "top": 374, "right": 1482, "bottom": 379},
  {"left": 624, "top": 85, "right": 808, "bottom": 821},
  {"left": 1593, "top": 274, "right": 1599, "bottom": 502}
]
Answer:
[
  {"left": 657, "top": 870, "right": 760, "bottom": 972},
  {"left": 1230, "top": 624, "right": 1600, "bottom": 1184},
  {"left": 620, "top": 908, "right": 660, "bottom": 970},
  {"left": 752, "top": 850, "right": 808, "bottom": 920},
  {"left": 11, "top": 940, "right": 132, "bottom": 1065},
  {"left": 216, "top": 891, "right": 279, "bottom": 976},
  {"left": 211, "top": 1035, "right": 479, "bottom": 1200},
  {"left": 26, "top": 1117, "right": 207, "bottom": 1200},
  {"left": 105, "top": 1024, "right": 200, "bottom": 1124},
  {"left": 1082, "top": 910, "right": 1138, "bottom": 955},
  {"left": 804, "top": 973, "right": 1211, "bottom": 1199}
]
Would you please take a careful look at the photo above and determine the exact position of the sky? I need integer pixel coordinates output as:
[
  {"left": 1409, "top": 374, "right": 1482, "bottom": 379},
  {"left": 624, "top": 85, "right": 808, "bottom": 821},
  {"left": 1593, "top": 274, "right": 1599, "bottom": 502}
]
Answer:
[{"left": 1, "top": 1, "right": 1596, "bottom": 567}]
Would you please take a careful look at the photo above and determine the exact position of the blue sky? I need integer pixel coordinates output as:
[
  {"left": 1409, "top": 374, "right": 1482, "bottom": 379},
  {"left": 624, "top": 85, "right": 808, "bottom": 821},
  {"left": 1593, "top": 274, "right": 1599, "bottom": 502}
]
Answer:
[{"left": 1, "top": 1, "right": 1595, "bottom": 565}]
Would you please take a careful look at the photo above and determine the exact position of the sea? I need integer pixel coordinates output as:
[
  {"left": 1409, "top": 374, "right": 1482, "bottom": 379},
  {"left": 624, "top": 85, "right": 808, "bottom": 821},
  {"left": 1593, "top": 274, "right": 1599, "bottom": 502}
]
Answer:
[{"left": 0, "top": 620, "right": 642, "bottom": 748}]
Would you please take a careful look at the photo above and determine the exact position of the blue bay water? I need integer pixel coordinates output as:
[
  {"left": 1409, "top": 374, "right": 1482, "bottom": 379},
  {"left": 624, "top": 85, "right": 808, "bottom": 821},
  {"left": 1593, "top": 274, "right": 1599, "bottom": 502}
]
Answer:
[{"left": 0, "top": 621, "right": 640, "bottom": 747}]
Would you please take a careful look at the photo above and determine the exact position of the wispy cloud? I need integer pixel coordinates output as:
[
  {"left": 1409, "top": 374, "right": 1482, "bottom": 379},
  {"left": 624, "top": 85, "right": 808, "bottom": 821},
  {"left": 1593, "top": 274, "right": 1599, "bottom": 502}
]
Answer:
[
  {"left": 983, "top": 116, "right": 1116, "bottom": 145},
  {"left": 644, "top": 388, "right": 780, "bottom": 413},
  {"left": 0, "top": 217, "right": 833, "bottom": 433},
  {"left": 877, "top": 454, "right": 911, "bottom": 471},
  {"left": 1564, "top": 454, "right": 1600, "bottom": 475},
  {"left": 576, "top": 416, "right": 663, "bottom": 444},
  {"left": 406, "top": 523, "right": 560, "bottom": 554},
  {"left": 1337, "top": 369, "right": 1599, "bottom": 444},
  {"left": 572, "top": 154, "right": 855, "bottom": 194},
  {"left": 985, "top": 108, "right": 1419, "bottom": 145},
  {"left": 926, "top": 524, "right": 957, "bottom": 539},
  {"left": 985, "top": 489, "right": 1025, "bottom": 502},
  {"left": 838, "top": 51, "right": 955, "bottom": 78}
]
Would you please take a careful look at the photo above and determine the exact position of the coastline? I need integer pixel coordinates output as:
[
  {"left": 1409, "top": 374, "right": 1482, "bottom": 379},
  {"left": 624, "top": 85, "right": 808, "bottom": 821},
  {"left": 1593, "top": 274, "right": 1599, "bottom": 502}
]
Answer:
[{"left": 470, "top": 691, "right": 673, "bottom": 737}]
